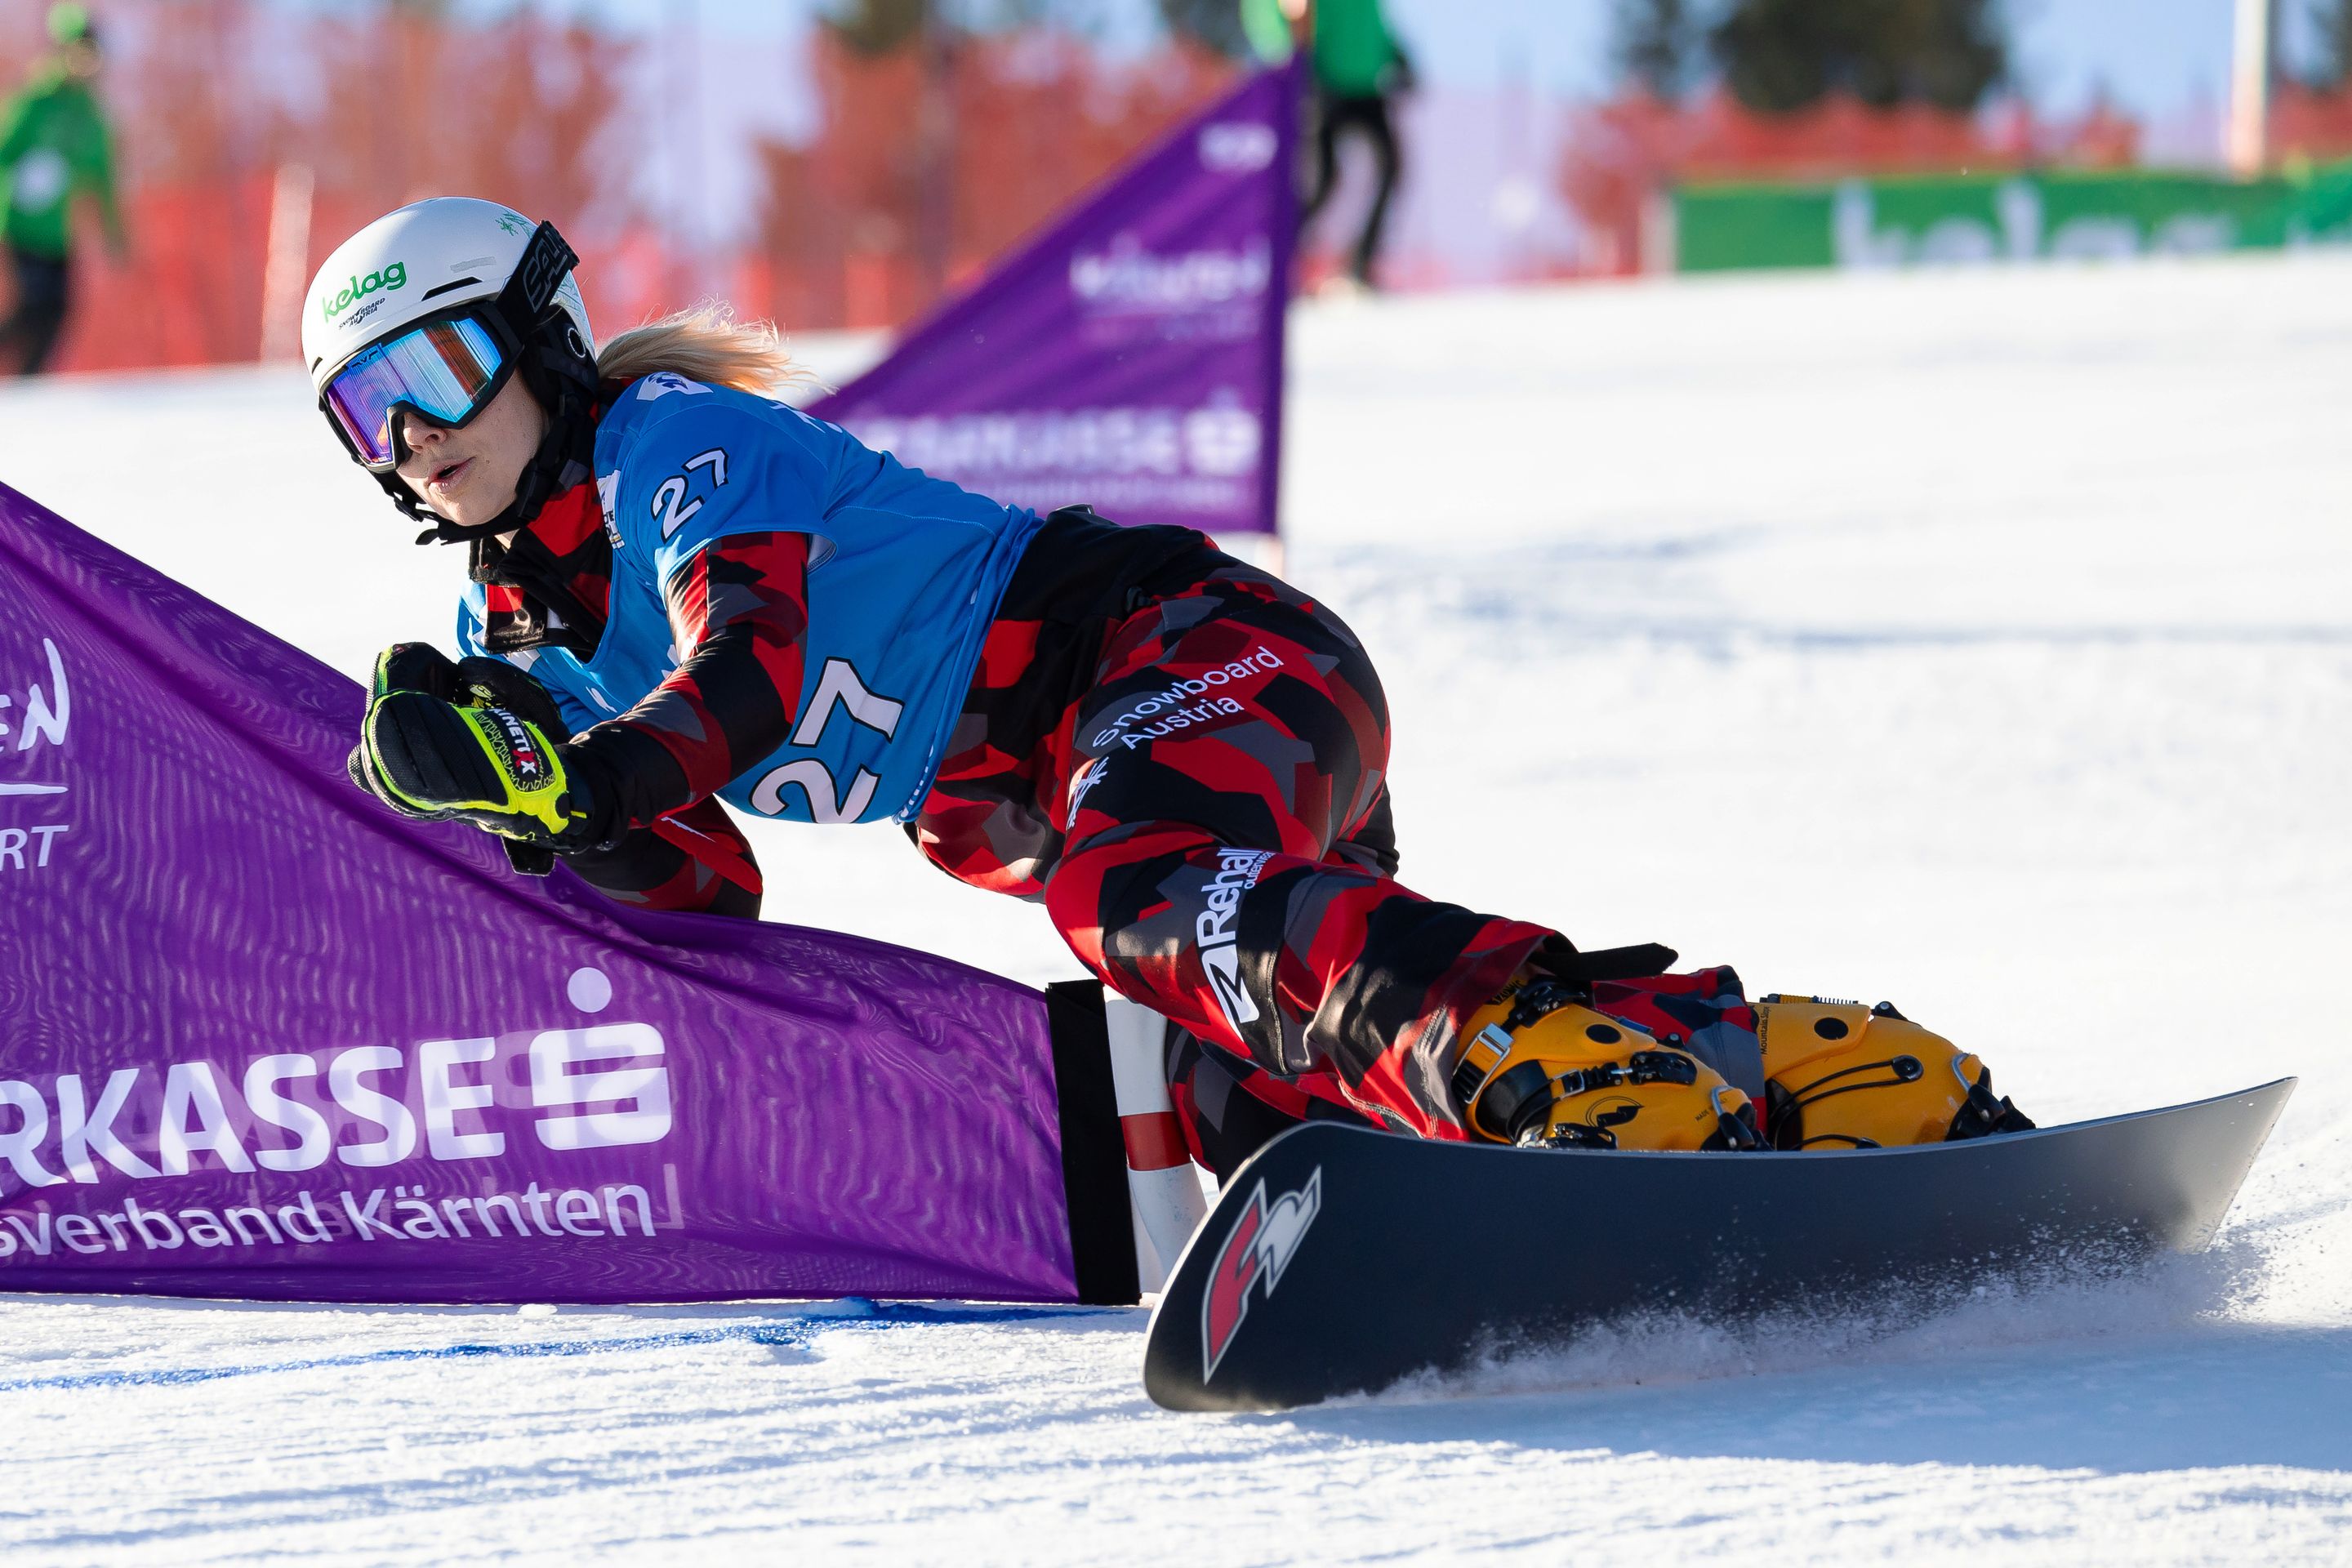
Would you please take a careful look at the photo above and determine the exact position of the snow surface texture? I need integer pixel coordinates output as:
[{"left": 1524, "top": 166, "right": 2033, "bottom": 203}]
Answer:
[{"left": 1, "top": 255, "right": 2347, "bottom": 1563}]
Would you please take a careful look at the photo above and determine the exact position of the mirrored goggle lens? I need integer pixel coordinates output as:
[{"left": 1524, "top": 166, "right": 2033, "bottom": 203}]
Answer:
[{"left": 325, "top": 316, "right": 505, "bottom": 466}]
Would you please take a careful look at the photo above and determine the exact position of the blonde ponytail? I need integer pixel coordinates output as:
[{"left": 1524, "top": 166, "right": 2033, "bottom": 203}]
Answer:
[{"left": 595, "top": 303, "right": 805, "bottom": 395}]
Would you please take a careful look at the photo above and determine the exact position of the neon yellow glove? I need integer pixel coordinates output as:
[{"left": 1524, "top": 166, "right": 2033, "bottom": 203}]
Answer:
[{"left": 359, "top": 691, "right": 595, "bottom": 849}]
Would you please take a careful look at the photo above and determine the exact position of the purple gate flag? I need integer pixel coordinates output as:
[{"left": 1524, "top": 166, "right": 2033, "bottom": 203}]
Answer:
[
  {"left": 813, "top": 63, "right": 1299, "bottom": 537},
  {"left": 0, "top": 487, "right": 1085, "bottom": 1304}
]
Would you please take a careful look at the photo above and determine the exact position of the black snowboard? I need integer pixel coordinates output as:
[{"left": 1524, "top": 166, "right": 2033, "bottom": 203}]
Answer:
[{"left": 1143, "top": 1077, "right": 2295, "bottom": 1412}]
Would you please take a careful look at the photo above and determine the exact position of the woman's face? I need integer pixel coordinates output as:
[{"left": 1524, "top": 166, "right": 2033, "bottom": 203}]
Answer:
[{"left": 393, "top": 372, "right": 546, "bottom": 531}]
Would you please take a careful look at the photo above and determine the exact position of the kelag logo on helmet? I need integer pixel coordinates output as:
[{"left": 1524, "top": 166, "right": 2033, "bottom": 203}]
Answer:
[{"left": 320, "top": 261, "right": 407, "bottom": 323}]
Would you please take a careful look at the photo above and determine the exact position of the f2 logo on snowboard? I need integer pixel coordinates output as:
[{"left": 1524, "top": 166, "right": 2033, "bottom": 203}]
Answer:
[{"left": 1200, "top": 1166, "right": 1321, "bottom": 1382}]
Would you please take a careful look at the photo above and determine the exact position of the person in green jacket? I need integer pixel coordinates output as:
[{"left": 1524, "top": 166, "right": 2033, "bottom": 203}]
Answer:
[
  {"left": 0, "top": 3, "right": 125, "bottom": 375},
  {"left": 1246, "top": 0, "right": 1414, "bottom": 290}
]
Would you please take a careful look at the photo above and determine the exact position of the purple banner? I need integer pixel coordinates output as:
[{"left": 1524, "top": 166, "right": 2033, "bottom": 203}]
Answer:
[
  {"left": 0, "top": 488, "right": 1080, "bottom": 1303},
  {"left": 814, "top": 63, "right": 1298, "bottom": 537}
]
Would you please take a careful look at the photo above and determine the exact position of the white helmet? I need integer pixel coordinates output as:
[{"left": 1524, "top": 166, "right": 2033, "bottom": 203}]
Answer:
[
  {"left": 302, "top": 197, "right": 601, "bottom": 543},
  {"left": 302, "top": 196, "right": 594, "bottom": 392}
]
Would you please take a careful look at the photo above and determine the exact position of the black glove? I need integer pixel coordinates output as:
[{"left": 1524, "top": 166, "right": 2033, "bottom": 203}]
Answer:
[
  {"left": 359, "top": 643, "right": 576, "bottom": 739},
  {"left": 358, "top": 690, "right": 596, "bottom": 845},
  {"left": 1527, "top": 935, "right": 1680, "bottom": 990},
  {"left": 347, "top": 642, "right": 465, "bottom": 822},
  {"left": 348, "top": 644, "right": 586, "bottom": 875}
]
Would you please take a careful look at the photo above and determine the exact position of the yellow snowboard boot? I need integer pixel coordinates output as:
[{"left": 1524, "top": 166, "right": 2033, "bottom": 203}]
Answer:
[
  {"left": 1754, "top": 996, "right": 2034, "bottom": 1150},
  {"left": 1450, "top": 974, "right": 1762, "bottom": 1151}
]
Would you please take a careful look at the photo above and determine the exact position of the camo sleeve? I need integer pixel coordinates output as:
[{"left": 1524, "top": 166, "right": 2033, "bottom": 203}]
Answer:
[
  {"left": 562, "top": 531, "right": 810, "bottom": 832},
  {"left": 560, "top": 796, "right": 764, "bottom": 920}
]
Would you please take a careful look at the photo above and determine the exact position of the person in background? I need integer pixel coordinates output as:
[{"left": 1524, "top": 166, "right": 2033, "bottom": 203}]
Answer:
[
  {"left": 1248, "top": 0, "right": 1414, "bottom": 292},
  {"left": 0, "top": 2, "right": 123, "bottom": 376}
]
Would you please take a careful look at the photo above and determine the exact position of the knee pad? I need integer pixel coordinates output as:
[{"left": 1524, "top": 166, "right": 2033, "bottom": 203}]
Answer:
[
  {"left": 1755, "top": 996, "right": 2034, "bottom": 1150},
  {"left": 1452, "top": 977, "right": 1761, "bottom": 1152}
]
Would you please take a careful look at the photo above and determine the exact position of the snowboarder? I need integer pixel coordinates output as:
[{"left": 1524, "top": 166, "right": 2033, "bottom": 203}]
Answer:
[{"left": 310, "top": 198, "right": 2029, "bottom": 1175}]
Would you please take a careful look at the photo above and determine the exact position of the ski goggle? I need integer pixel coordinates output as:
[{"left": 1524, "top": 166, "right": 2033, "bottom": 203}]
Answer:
[{"left": 322, "top": 313, "right": 512, "bottom": 470}]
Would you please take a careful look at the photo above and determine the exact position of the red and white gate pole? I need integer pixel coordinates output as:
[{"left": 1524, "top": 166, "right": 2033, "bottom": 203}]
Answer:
[{"left": 1102, "top": 989, "right": 1209, "bottom": 1293}]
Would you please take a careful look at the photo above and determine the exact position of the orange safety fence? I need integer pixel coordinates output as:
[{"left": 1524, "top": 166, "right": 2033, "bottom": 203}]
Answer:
[
  {"left": 16, "top": 0, "right": 2352, "bottom": 371},
  {"left": 0, "top": 0, "right": 1236, "bottom": 376},
  {"left": 2268, "top": 82, "right": 2352, "bottom": 165}
]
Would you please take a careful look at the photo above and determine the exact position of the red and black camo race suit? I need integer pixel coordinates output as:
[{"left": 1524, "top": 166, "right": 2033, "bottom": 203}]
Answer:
[
  {"left": 915, "top": 510, "right": 1561, "bottom": 1153},
  {"left": 531, "top": 499, "right": 1758, "bottom": 1169}
]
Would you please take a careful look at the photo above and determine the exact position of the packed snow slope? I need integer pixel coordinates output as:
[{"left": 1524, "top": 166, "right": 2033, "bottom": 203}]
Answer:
[{"left": 2, "top": 253, "right": 2349, "bottom": 1564}]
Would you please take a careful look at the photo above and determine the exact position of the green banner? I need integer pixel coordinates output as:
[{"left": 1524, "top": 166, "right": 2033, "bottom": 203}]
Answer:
[{"left": 1674, "top": 163, "right": 2352, "bottom": 272}]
